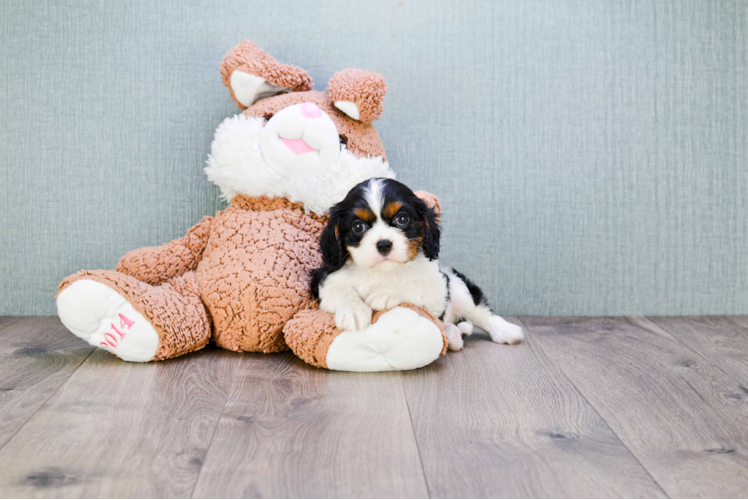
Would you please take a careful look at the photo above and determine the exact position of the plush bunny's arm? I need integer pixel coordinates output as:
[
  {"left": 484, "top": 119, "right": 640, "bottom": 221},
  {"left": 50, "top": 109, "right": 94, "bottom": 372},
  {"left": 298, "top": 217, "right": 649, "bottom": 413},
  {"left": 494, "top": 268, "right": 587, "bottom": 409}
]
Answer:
[{"left": 116, "top": 216, "right": 213, "bottom": 286}]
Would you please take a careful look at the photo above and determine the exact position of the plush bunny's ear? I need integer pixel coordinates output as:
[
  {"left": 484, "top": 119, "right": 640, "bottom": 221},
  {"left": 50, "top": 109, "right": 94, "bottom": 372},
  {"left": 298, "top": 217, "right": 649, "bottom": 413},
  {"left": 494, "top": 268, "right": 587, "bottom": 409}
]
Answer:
[
  {"left": 327, "top": 69, "right": 386, "bottom": 123},
  {"left": 220, "top": 40, "right": 313, "bottom": 109},
  {"left": 413, "top": 191, "right": 441, "bottom": 217}
]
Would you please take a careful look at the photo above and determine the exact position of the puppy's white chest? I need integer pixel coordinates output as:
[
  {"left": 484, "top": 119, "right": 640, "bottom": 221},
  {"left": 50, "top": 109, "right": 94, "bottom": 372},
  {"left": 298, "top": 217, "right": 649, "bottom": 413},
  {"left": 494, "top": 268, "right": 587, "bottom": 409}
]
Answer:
[{"left": 353, "top": 257, "right": 446, "bottom": 316}]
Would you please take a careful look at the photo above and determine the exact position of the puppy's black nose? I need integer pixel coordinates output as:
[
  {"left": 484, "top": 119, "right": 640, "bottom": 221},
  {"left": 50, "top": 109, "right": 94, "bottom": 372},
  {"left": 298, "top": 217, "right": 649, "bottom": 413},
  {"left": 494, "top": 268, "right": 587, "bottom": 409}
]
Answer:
[{"left": 376, "top": 239, "right": 393, "bottom": 256}]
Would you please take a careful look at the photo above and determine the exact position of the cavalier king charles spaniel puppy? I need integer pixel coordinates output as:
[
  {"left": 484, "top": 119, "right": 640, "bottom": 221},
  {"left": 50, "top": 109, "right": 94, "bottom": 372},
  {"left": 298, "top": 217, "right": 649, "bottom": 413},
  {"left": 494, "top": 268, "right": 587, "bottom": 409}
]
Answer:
[{"left": 311, "top": 178, "right": 524, "bottom": 350}]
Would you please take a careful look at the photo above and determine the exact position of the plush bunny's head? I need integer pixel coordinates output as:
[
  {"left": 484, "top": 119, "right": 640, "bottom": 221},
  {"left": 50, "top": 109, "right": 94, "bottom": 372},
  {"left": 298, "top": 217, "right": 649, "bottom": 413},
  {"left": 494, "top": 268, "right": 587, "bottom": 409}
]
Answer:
[{"left": 206, "top": 41, "right": 394, "bottom": 215}]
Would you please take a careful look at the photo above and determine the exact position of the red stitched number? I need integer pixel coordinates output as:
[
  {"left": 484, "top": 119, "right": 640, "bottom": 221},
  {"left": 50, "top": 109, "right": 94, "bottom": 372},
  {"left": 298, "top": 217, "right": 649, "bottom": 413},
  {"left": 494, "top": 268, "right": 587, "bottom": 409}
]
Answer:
[
  {"left": 110, "top": 323, "right": 125, "bottom": 340},
  {"left": 101, "top": 314, "right": 135, "bottom": 348},
  {"left": 120, "top": 313, "right": 134, "bottom": 329}
]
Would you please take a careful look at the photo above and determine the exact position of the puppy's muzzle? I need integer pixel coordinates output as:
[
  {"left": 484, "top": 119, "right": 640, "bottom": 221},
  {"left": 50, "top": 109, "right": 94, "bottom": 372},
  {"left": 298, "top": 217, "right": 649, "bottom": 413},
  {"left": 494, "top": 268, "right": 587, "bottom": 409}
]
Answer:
[{"left": 376, "top": 239, "right": 393, "bottom": 256}]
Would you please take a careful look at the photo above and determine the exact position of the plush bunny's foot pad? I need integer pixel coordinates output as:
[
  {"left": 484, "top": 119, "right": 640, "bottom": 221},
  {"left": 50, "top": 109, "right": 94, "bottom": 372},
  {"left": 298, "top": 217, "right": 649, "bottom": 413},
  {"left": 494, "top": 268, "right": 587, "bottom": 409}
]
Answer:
[
  {"left": 285, "top": 304, "right": 448, "bottom": 372},
  {"left": 326, "top": 308, "right": 444, "bottom": 372},
  {"left": 57, "top": 280, "right": 159, "bottom": 362}
]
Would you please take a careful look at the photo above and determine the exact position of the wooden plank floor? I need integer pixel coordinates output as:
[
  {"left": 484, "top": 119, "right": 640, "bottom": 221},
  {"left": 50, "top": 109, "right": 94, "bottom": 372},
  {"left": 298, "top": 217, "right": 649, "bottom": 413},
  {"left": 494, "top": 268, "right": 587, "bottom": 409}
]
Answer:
[{"left": 1, "top": 316, "right": 747, "bottom": 498}]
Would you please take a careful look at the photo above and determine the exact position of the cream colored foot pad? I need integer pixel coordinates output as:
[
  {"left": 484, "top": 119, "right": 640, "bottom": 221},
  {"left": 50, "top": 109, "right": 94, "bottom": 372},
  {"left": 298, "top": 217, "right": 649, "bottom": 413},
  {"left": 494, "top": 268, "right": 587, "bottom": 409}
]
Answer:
[{"left": 57, "top": 280, "right": 159, "bottom": 362}]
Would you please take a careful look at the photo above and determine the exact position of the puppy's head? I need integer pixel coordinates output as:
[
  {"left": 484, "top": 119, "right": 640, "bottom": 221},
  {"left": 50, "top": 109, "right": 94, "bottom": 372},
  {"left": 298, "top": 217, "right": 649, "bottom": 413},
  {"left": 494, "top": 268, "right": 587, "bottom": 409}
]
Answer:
[{"left": 320, "top": 178, "right": 440, "bottom": 270}]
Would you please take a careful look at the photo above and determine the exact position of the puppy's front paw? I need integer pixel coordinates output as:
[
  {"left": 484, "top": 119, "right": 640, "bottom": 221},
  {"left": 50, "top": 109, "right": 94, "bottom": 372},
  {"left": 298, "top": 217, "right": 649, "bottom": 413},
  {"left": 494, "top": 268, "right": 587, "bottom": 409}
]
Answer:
[
  {"left": 445, "top": 323, "right": 464, "bottom": 351},
  {"left": 486, "top": 316, "right": 525, "bottom": 345},
  {"left": 335, "top": 302, "right": 373, "bottom": 331},
  {"left": 365, "top": 291, "right": 402, "bottom": 311}
]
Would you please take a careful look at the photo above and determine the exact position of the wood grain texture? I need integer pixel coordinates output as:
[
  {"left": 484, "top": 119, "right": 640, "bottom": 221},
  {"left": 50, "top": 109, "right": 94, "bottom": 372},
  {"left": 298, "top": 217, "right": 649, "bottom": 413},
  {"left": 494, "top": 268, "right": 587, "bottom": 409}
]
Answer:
[
  {"left": 192, "top": 352, "right": 428, "bottom": 499},
  {"left": 4, "top": 316, "right": 748, "bottom": 498},
  {"left": 0, "top": 344, "right": 238, "bottom": 498},
  {"left": 647, "top": 316, "right": 748, "bottom": 383},
  {"left": 522, "top": 316, "right": 748, "bottom": 498},
  {"left": 401, "top": 320, "right": 665, "bottom": 498},
  {"left": 0, "top": 317, "right": 93, "bottom": 451}
]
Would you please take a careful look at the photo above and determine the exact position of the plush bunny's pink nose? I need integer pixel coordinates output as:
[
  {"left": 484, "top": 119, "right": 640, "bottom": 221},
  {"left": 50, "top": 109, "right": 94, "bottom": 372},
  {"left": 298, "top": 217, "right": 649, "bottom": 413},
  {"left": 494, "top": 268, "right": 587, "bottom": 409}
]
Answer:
[{"left": 301, "top": 102, "right": 322, "bottom": 118}]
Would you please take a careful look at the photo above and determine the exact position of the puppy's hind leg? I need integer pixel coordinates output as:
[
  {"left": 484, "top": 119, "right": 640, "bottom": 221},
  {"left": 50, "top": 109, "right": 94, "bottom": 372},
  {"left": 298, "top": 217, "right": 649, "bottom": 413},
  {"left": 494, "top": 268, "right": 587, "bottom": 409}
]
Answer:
[
  {"left": 478, "top": 309, "right": 525, "bottom": 345},
  {"left": 447, "top": 268, "right": 524, "bottom": 345}
]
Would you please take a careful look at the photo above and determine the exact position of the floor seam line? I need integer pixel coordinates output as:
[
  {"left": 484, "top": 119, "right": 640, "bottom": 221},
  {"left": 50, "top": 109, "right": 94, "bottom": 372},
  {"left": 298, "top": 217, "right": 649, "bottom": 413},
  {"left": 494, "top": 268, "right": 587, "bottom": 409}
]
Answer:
[
  {"left": 400, "top": 374, "right": 433, "bottom": 499},
  {"left": 515, "top": 317, "right": 671, "bottom": 499},
  {"left": 189, "top": 355, "right": 239, "bottom": 499}
]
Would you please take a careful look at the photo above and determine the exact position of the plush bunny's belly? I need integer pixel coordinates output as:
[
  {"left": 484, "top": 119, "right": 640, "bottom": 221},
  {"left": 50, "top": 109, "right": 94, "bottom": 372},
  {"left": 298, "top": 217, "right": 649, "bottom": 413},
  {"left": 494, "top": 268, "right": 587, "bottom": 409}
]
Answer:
[{"left": 197, "top": 196, "right": 325, "bottom": 353}]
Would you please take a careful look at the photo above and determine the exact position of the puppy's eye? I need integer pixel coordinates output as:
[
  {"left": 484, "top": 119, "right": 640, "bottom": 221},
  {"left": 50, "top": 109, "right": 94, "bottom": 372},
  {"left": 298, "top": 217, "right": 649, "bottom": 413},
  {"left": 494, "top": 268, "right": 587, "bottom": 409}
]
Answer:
[
  {"left": 394, "top": 213, "right": 410, "bottom": 227},
  {"left": 352, "top": 220, "right": 367, "bottom": 234}
]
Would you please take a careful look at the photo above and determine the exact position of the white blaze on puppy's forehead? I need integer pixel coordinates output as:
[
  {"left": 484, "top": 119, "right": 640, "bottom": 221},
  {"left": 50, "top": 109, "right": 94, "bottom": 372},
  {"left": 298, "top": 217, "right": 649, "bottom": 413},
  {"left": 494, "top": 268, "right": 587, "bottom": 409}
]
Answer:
[{"left": 363, "top": 178, "right": 385, "bottom": 218}]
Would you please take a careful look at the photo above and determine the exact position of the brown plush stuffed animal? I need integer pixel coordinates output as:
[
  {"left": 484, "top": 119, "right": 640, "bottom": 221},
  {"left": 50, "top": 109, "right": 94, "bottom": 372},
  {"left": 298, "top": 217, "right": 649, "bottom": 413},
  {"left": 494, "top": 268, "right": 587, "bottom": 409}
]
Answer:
[{"left": 56, "top": 41, "right": 447, "bottom": 371}]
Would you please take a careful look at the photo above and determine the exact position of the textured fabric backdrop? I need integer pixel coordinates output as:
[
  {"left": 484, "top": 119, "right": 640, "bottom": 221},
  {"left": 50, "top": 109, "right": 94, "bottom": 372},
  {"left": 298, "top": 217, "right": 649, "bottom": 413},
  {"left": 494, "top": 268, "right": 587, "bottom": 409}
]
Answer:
[{"left": 1, "top": 0, "right": 746, "bottom": 316}]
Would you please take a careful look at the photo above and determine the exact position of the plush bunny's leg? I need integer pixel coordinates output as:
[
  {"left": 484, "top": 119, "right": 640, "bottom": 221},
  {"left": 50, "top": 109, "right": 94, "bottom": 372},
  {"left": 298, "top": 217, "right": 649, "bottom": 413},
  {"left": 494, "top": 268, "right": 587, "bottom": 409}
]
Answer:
[
  {"left": 57, "top": 270, "right": 210, "bottom": 362},
  {"left": 284, "top": 304, "right": 447, "bottom": 372}
]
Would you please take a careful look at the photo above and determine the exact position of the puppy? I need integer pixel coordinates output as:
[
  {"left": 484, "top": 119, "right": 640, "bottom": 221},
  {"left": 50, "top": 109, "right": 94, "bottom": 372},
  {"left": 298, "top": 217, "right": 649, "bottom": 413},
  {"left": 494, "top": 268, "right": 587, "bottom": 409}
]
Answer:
[{"left": 311, "top": 178, "right": 524, "bottom": 350}]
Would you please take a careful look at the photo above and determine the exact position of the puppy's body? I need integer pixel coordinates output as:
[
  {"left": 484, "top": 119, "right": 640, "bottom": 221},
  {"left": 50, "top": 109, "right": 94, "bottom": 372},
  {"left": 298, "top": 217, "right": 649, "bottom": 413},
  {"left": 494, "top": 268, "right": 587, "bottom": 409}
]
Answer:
[
  {"left": 312, "top": 178, "right": 524, "bottom": 350},
  {"left": 318, "top": 253, "right": 446, "bottom": 327}
]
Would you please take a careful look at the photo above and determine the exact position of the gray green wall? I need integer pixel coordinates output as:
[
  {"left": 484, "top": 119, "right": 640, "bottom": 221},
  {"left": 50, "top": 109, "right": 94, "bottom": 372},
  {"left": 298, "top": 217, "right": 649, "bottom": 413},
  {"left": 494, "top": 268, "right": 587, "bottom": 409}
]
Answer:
[{"left": 1, "top": 0, "right": 746, "bottom": 315}]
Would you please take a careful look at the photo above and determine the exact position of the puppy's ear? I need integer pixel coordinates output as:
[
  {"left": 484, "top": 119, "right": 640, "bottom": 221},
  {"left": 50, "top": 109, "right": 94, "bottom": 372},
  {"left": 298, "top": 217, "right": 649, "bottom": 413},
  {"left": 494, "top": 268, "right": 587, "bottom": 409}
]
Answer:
[
  {"left": 319, "top": 211, "right": 347, "bottom": 268},
  {"left": 415, "top": 199, "right": 441, "bottom": 260}
]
